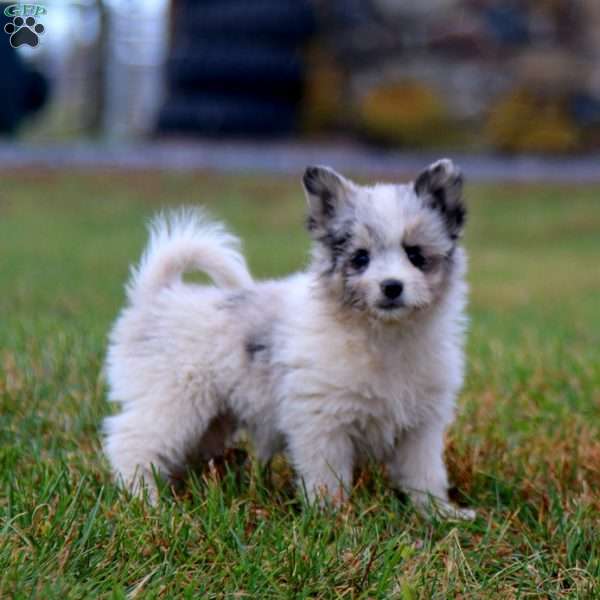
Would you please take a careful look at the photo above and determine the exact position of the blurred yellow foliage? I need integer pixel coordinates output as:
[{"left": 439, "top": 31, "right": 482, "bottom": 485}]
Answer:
[
  {"left": 358, "top": 81, "right": 452, "bottom": 146},
  {"left": 302, "top": 46, "right": 346, "bottom": 132},
  {"left": 486, "top": 89, "right": 580, "bottom": 153}
]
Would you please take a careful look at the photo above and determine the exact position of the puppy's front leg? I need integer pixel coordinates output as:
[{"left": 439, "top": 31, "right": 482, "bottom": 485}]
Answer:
[
  {"left": 388, "top": 419, "right": 475, "bottom": 520},
  {"left": 287, "top": 425, "right": 354, "bottom": 506}
]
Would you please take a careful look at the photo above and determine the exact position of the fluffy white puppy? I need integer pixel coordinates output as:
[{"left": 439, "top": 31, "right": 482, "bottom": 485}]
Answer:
[{"left": 104, "top": 159, "right": 474, "bottom": 519}]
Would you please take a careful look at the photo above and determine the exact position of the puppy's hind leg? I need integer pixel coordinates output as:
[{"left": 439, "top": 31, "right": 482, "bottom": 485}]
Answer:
[{"left": 103, "top": 389, "right": 223, "bottom": 503}]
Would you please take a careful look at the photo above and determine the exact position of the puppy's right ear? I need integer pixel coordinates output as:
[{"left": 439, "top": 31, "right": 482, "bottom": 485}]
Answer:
[
  {"left": 414, "top": 158, "right": 466, "bottom": 240},
  {"left": 303, "top": 166, "right": 354, "bottom": 234}
]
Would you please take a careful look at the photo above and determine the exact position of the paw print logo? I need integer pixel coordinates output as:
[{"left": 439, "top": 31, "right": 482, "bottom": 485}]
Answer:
[{"left": 4, "top": 16, "right": 45, "bottom": 48}]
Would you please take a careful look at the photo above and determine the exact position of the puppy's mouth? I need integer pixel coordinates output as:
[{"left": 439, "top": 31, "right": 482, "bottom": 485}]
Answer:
[
  {"left": 375, "top": 299, "right": 405, "bottom": 311},
  {"left": 372, "top": 297, "right": 421, "bottom": 320}
]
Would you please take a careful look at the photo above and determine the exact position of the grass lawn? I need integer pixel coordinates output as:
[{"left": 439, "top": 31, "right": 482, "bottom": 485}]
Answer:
[{"left": 1, "top": 170, "right": 599, "bottom": 598}]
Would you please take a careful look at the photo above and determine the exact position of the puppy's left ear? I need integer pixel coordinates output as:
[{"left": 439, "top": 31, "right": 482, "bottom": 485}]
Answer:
[
  {"left": 415, "top": 159, "right": 466, "bottom": 240},
  {"left": 303, "top": 165, "right": 355, "bottom": 235}
]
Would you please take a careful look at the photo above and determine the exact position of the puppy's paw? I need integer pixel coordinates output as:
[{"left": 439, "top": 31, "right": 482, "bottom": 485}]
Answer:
[
  {"left": 117, "top": 469, "right": 161, "bottom": 505},
  {"left": 435, "top": 504, "right": 476, "bottom": 521},
  {"left": 305, "top": 482, "right": 349, "bottom": 510},
  {"left": 413, "top": 496, "right": 476, "bottom": 521}
]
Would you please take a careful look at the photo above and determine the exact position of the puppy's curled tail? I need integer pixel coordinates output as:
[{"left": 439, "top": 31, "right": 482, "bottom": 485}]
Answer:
[{"left": 127, "top": 208, "right": 253, "bottom": 301}]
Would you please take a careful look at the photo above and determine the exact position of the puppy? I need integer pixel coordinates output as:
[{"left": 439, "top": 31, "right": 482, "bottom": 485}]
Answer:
[{"left": 104, "top": 159, "right": 474, "bottom": 519}]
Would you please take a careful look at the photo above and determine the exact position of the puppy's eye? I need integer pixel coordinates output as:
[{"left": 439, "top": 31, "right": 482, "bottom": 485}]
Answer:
[
  {"left": 350, "top": 249, "right": 370, "bottom": 270},
  {"left": 404, "top": 245, "right": 426, "bottom": 269}
]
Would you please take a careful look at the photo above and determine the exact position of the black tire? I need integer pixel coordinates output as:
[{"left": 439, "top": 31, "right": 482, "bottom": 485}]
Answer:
[
  {"left": 167, "top": 43, "right": 304, "bottom": 102},
  {"left": 176, "top": 0, "right": 316, "bottom": 45},
  {"left": 156, "top": 94, "right": 298, "bottom": 136}
]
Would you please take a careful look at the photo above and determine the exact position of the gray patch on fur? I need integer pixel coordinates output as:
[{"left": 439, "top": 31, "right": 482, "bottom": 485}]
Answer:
[
  {"left": 244, "top": 331, "right": 270, "bottom": 362},
  {"left": 339, "top": 264, "right": 367, "bottom": 311},
  {"left": 318, "top": 219, "right": 355, "bottom": 276},
  {"left": 217, "top": 290, "right": 251, "bottom": 310}
]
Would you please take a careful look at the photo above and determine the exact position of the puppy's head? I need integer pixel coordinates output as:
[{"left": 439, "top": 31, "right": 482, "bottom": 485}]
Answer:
[{"left": 303, "top": 159, "right": 466, "bottom": 321}]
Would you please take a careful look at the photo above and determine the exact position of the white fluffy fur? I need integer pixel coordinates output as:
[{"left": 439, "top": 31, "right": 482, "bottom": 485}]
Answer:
[
  {"left": 104, "top": 161, "right": 474, "bottom": 519},
  {"left": 128, "top": 209, "right": 253, "bottom": 299}
]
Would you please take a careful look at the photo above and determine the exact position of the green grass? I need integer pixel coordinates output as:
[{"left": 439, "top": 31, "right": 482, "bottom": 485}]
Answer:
[{"left": 1, "top": 170, "right": 599, "bottom": 598}]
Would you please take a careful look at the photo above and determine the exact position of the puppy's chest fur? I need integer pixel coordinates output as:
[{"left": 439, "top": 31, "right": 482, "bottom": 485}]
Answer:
[
  {"left": 263, "top": 299, "right": 457, "bottom": 462},
  {"left": 311, "top": 330, "right": 448, "bottom": 456}
]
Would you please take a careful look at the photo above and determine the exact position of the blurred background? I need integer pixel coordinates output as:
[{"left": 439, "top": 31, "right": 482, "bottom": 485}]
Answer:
[
  {"left": 2, "top": 5, "right": 600, "bottom": 594},
  {"left": 4, "top": 0, "right": 600, "bottom": 160}
]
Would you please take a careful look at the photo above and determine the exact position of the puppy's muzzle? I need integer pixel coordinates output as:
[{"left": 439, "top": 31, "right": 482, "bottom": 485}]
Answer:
[{"left": 378, "top": 279, "right": 404, "bottom": 310}]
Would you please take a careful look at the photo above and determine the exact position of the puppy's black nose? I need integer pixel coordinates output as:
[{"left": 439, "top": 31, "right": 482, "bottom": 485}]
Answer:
[{"left": 380, "top": 279, "right": 404, "bottom": 300}]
